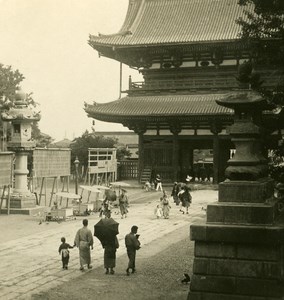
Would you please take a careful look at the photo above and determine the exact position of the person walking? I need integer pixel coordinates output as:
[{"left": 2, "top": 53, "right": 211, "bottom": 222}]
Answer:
[
  {"left": 144, "top": 180, "right": 151, "bottom": 191},
  {"left": 160, "top": 190, "right": 171, "bottom": 219},
  {"left": 125, "top": 225, "right": 141, "bottom": 276},
  {"left": 58, "top": 237, "right": 73, "bottom": 270},
  {"left": 103, "top": 236, "right": 119, "bottom": 275},
  {"left": 154, "top": 204, "right": 163, "bottom": 219},
  {"left": 74, "top": 219, "right": 94, "bottom": 271},
  {"left": 101, "top": 198, "right": 112, "bottom": 218},
  {"left": 179, "top": 186, "right": 192, "bottom": 214},
  {"left": 119, "top": 188, "right": 129, "bottom": 219},
  {"left": 171, "top": 182, "right": 180, "bottom": 205},
  {"left": 155, "top": 174, "right": 163, "bottom": 191}
]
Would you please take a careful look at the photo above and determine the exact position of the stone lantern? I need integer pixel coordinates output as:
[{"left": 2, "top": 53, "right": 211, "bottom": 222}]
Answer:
[
  {"left": 1, "top": 90, "right": 40, "bottom": 210},
  {"left": 189, "top": 91, "right": 284, "bottom": 299}
]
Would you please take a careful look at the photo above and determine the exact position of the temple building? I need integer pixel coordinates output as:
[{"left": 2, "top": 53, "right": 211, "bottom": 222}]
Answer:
[{"left": 85, "top": 0, "right": 282, "bottom": 183}]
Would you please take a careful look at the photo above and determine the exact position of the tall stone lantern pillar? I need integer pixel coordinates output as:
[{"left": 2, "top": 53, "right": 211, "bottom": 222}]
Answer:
[
  {"left": 1, "top": 90, "right": 40, "bottom": 210},
  {"left": 189, "top": 91, "right": 284, "bottom": 299}
]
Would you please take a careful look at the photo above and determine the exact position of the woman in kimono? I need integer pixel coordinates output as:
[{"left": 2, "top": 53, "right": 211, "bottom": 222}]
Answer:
[
  {"left": 160, "top": 190, "right": 171, "bottom": 219},
  {"left": 179, "top": 186, "right": 192, "bottom": 214},
  {"left": 74, "top": 219, "right": 94, "bottom": 271},
  {"left": 119, "top": 189, "right": 129, "bottom": 219},
  {"left": 103, "top": 236, "right": 119, "bottom": 275},
  {"left": 171, "top": 182, "right": 180, "bottom": 205}
]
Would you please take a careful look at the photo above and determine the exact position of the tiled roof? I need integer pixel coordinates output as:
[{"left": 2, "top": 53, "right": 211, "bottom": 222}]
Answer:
[
  {"left": 85, "top": 94, "right": 232, "bottom": 122},
  {"left": 89, "top": 0, "right": 253, "bottom": 47}
]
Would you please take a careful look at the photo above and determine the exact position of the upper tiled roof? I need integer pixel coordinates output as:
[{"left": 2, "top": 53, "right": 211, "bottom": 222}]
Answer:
[
  {"left": 85, "top": 94, "right": 232, "bottom": 123},
  {"left": 89, "top": 0, "right": 253, "bottom": 47}
]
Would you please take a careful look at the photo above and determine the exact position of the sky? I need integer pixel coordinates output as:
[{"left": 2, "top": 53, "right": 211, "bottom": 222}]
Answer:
[{"left": 0, "top": 0, "right": 142, "bottom": 142}]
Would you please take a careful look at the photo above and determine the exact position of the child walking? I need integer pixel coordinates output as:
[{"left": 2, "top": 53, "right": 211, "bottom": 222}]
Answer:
[
  {"left": 58, "top": 237, "right": 73, "bottom": 270},
  {"left": 154, "top": 204, "right": 163, "bottom": 219}
]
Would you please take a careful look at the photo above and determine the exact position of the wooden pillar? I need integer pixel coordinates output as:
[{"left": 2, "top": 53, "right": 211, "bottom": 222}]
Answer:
[
  {"left": 210, "top": 120, "right": 222, "bottom": 184},
  {"left": 188, "top": 146, "right": 194, "bottom": 170},
  {"left": 218, "top": 140, "right": 231, "bottom": 182},
  {"left": 132, "top": 124, "right": 146, "bottom": 183},
  {"left": 138, "top": 133, "right": 144, "bottom": 182},
  {"left": 213, "top": 134, "right": 219, "bottom": 184},
  {"left": 172, "top": 133, "right": 179, "bottom": 182},
  {"left": 170, "top": 123, "right": 181, "bottom": 182}
]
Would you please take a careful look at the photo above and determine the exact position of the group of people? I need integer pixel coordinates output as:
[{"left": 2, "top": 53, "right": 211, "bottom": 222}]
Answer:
[
  {"left": 144, "top": 174, "right": 163, "bottom": 192},
  {"left": 183, "top": 163, "right": 213, "bottom": 183},
  {"left": 171, "top": 177, "right": 192, "bottom": 214},
  {"left": 58, "top": 220, "right": 141, "bottom": 276},
  {"left": 100, "top": 188, "right": 129, "bottom": 219},
  {"left": 58, "top": 176, "right": 193, "bottom": 274},
  {"left": 154, "top": 175, "right": 193, "bottom": 218},
  {"left": 155, "top": 190, "right": 171, "bottom": 219}
]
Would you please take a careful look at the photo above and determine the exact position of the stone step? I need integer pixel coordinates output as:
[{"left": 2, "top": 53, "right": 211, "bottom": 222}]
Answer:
[
  {"left": 0, "top": 205, "right": 46, "bottom": 215},
  {"left": 206, "top": 201, "right": 278, "bottom": 225}
]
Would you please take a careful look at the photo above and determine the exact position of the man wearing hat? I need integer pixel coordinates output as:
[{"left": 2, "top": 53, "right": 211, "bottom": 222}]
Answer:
[{"left": 119, "top": 188, "right": 129, "bottom": 219}]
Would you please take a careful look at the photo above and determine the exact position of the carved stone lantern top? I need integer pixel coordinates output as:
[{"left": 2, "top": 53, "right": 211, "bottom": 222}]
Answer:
[
  {"left": 1, "top": 90, "right": 40, "bottom": 122},
  {"left": 216, "top": 90, "right": 268, "bottom": 114},
  {"left": 216, "top": 90, "right": 269, "bottom": 181},
  {"left": 1, "top": 90, "right": 41, "bottom": 151}
]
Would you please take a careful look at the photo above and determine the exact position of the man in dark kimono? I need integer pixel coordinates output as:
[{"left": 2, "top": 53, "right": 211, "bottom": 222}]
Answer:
[{"left": 125, "top": 225, "right": 141, "bottom": 276}]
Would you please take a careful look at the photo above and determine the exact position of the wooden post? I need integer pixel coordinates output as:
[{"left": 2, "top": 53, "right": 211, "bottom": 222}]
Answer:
[
  {"left": 49, "top": 177, "right": 57, "bottom": 207},
  {"left": 213, "top": 134, "right": 219, "bottom": 184},
  {"left": 39, "top": 177, "right": 45, "bottom": 206},
  {"left": 119, "top": 62, "right": 122, "bottom": 99},
  {"left": 172, "top": 133, "right": 179, "bottom": 182},
  {"left": 138, "top": 133, "right": 144, "bottom": 183},
  {"left": 210, "top": 121, "right": 222, "bottom": 184},
  {"left": 0, "top": 186, "right": 6, "bottom": 214},
  {"left": 7, "top": 186, "right": 11, "bottom": 215},
  {"left": 170, "top": 123, "right": 181, "bottom": 182}
]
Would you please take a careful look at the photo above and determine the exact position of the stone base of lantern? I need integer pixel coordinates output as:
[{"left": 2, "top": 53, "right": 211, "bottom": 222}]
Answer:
[
  {"left": 0, "top": 192, "right": 46, "bottom": 215},
  {"left": 0, "top": 206, "right": 46, "bottom": 216},
  {"left": 10, "top": 192, "right": 37, "bottom": 208},
  {"left": 188, "top": 178, "right": 284, "bottom": 300}
]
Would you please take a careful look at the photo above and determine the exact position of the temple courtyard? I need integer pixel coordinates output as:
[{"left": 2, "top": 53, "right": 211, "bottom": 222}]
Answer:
[{"left": 0, "top": 185, "right": 217, "bottom": 300}]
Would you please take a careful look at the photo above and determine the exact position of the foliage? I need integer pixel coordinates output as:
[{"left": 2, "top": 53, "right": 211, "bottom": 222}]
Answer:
[
  {"left": 236, "top": 0, "right": 284, "bottom": 105},
  {"left": 268, "top": 145, "right": 284, "bottom": 183},
  {"left": 237, "top": 1, "right": 284, "bottom": 182},
  {"left": 237, "top": 0, "right": 284, "bottom": 42},
  {"left": 70, "top": 130, "right": 132, "bottom": 169},
  {"left": 0, "top": 63, "right": 51, "bottom": 148},
  {"left": 116, "top": 146, "right": 132, "bottom": 160},
  {"left": 0, "top": 64, "right": 24, "bottom": 108},
  {"left": 236, "top": 60, "right": 263, "bottom": 89},
  {"left": 31, "top": 122, "right": 54, "bottom": 148}
]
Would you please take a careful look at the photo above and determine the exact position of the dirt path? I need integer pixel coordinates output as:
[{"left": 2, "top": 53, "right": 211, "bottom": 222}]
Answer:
[{"left": 31, "top": 224, "right": 193, "bottom": 300}]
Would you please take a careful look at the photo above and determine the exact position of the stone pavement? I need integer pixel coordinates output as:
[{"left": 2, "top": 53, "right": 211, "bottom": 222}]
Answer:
[{"left": 0, "top": 187, "right": 218, "bottom": 300}]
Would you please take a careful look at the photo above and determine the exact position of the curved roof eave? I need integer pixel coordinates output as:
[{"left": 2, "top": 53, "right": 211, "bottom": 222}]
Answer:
[
  {"left": 89, "top": 0, "right": 254, "bottom": 49},
  {"left": 84, "top": 94, "right": 234, "bottom": 124},
  {"left": 88, "top": 38, "right": 244, "bottom": 50}
]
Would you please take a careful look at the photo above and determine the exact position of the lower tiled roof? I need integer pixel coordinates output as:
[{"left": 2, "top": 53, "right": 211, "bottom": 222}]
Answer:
[{"left": 85, "top": 93, "right": 232, "bottom": 122}]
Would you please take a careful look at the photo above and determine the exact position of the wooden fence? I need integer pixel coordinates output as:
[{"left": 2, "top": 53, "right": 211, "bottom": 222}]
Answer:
[{"left": 118, "top": 160, "right": 138, "bottom": 180}]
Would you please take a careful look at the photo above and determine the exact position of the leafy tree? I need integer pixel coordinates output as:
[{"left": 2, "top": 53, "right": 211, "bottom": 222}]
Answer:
[
  {"left": 31, "top": 122, "right": 54, "bottom": 148},
  {"left": 0, "top": 63, "right": 52, "bottom": 148},
  {"left": 0, "top": 64, "right": 24, "bottom": 107},
  {"left": 116, "top": 146, "right": 132, "bottom": 160},
  {"left": 236, "top": 0, "right": 284, "bottom": 106},
  {"left": 237, "top": 0, "right": 284, "bottom": 182}
]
